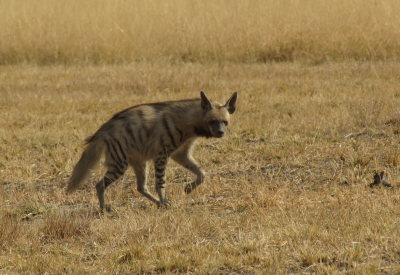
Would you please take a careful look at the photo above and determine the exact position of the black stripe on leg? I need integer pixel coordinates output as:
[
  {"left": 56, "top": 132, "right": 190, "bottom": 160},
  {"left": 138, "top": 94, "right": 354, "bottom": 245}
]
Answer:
[
  {"left": 155, "top": 166, "right": 165, "bottom": 174},
  {"left": 105, "top": 140, "right": 123, "bottom": 170},
  {"left": 105, "top": 140, "right": 118, "bottom": 163},
  {"left": 103, "top": 167, "right": 126, "bottom": 188},
  {"left": 108, "top": 163, "right": 123, "bottom": 173},
  {"left": 112, "top": 137, "right": 127, "bottom": 164},
  {"left": 103, "top": 176, "right": 114, "bottom": 189},
  {"left": 109, "top": 172, "right": 119, "bottom": 181},
  {"left": 155, "top": 160, "right": 166, "bottom": 166},
  {"left": 105, "top": 142, "right": 126, "bottom": 172},
  {"left": 155, "top": 164, "right": 165, "bottom": 178},
  {"left": 109, "top": 139, "right": 124, "bottom": 164},
  {"left": 156, "top": 179, "right": 166, "bottom": 187},
  {"left": 110, "top": 168, "right": 124, "bottom": 177}
]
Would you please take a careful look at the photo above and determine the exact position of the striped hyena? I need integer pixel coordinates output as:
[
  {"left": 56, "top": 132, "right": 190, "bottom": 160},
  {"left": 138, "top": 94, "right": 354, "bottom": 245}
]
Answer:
[{"left": 67, "top": 91, "right": 237, "bottom": 211}]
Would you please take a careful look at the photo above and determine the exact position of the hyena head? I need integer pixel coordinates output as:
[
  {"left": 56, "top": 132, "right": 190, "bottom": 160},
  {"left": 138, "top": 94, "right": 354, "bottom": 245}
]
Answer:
[{"left": 200, "top": 91, "right": 238, "bottom": 138}]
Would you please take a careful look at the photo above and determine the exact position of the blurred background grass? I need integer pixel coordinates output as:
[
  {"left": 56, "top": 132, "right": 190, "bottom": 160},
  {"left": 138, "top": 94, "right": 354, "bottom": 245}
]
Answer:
[{"left": 1, "top": 0, "right": 400, "bottom": 65}]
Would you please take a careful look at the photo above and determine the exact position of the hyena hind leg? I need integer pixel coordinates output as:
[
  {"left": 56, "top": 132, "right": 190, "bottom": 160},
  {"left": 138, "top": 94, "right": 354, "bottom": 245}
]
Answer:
[
  {"left": 130, "top": 160, "right": 160, "bottom": 204},
  {"left": 96, "top": 141, "right": 129, "bottom": 212},
  {"left": 96, "top": 168, "right": 127, "bottom": 212}
]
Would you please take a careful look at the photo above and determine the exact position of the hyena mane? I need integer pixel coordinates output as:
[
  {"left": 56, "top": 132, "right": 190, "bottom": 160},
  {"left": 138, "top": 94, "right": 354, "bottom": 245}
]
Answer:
[{"left": 67, "top": 91, "right": 237, "bottom": 211}]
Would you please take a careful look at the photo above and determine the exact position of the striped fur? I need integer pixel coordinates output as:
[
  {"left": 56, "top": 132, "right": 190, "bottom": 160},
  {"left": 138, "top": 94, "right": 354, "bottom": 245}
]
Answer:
[{"left": 67, "top": 91, "right": 238, "bottom": 211}]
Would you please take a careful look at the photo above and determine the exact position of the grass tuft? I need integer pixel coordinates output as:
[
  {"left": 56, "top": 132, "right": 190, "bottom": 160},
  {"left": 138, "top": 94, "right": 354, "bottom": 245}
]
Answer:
[{"left": 41, "top": 213, "right": 91, "bottom": 240}]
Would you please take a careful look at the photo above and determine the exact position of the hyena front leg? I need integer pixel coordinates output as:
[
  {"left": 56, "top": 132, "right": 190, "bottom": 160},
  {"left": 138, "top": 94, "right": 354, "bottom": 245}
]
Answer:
[
  {"left": 130, "top": 160, "right": 160, "bottom": 204},
  {"left": 154, "top": 153, "right": 170, "bottom": 206},
  {"left": 171, "top": 152, "right": 205, "bottom": 194}
]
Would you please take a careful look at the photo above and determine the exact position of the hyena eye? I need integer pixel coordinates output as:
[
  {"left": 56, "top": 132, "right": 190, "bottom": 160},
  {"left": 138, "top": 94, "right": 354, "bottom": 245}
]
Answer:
[
  {"left": 209, "top": 120, "right": 217, "bottom": 125},
  {"left": 223, "top": 120, "right": 228, "bottom": 126}
]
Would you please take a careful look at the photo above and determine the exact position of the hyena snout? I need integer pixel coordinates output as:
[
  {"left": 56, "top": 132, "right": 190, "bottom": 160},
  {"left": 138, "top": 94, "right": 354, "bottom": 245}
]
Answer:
[
  {"left": 215, "top": 128, "right": 225, "bottom": 138},
  {"left": 210, "top": 121, "right": 227, "bottom": 138}
]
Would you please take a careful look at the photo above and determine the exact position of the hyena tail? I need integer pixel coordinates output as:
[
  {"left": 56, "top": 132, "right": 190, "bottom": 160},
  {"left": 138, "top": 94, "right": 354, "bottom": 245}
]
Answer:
[{"left": 67, "top": 140, "right": 103, "bottom": 193}]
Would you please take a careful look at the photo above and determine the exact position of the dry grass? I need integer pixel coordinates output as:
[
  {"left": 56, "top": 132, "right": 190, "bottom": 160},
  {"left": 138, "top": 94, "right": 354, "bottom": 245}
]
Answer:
[
  {"left": 1, "top": 0, "right": 400, "bottom": 65},
  {"left": 2, "top": 1, "right": 400, "bottom": 273},
  {"left": 1, "top": 62, "right": 400, "bottom": 273}
]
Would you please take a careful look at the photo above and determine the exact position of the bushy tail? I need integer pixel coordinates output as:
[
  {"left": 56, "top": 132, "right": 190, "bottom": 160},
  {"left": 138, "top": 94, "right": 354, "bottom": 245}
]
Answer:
[{"left": 67, "top": 140, "right": 103, "bottom": 193}]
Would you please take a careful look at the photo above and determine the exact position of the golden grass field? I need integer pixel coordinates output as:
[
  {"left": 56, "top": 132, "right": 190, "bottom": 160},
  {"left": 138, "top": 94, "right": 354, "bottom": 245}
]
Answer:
[
  {"left": 2, "top": 0, "right": 400, "bottom": 65},
  {"left": 2, "top": 0, "right": 400, "bottom": 274}
]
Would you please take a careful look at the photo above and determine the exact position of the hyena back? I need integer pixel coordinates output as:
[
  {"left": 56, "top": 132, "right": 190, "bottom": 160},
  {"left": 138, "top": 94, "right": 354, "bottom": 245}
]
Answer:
[{"left": 67, "top": 91, "right": 237, "bottom": 211}]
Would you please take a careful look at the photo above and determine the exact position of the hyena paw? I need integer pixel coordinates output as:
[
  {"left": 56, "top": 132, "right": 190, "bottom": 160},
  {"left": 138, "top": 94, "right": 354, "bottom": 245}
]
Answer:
[
  {"left": 157, "top": 199, "right": 171, "bottom": 208},
  {"left": 99, "top": 204, "right": 113, "bottom": 213},
  {"left": 184, "top": 183, "right": 195, "bottom": 194},
  {"left": 184, "top": 186, "right": 191, "bottom": 194}
]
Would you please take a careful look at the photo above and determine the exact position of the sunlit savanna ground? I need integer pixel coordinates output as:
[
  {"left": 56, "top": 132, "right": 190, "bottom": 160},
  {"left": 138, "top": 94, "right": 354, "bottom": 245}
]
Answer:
[{"left": 1, "top": 1, "right": 400, "bottom": 274}]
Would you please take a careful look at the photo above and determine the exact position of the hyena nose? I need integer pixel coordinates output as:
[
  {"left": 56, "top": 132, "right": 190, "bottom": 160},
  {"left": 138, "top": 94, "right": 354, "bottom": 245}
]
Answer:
[{"left": 217, "top": 131, "right": 225, "bottom": 136}]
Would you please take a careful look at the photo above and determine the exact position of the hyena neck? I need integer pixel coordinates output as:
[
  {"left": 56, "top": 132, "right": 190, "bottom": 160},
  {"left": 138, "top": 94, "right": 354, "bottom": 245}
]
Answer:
[{"left": 189, "top": 107, "right": 213, "bottom": 138}]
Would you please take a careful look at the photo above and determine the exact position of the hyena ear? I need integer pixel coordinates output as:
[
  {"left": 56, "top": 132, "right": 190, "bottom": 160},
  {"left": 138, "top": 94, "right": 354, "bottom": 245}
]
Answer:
[
  {"left": 224, "top": 92, "right": 237, "bottom": 114},
  {"left": 200, "top": 91, "right": 212, "bottom": 111}
]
